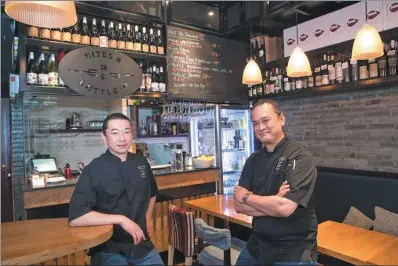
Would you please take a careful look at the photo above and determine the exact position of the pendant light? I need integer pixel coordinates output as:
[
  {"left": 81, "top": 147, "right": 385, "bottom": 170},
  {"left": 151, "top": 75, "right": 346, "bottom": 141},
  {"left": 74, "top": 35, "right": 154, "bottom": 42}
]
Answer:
[
  {"left": 351, "top": 1, "right": 383, "bottom": 60},
  {"left": 5, "top": 1, "right": 77, "bottom": 29},
  {"left": 287, "top": 3, "right": 312, "bottom": 77},
  {"left": 242, "top": 3, "right": 262, "bottom": 85}
]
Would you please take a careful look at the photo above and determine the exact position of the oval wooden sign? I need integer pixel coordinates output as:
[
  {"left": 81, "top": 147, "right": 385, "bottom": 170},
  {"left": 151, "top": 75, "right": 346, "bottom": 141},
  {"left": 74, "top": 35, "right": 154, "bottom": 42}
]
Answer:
[{"left": 59, "top": 47, "right": 142, "bottom": 98}]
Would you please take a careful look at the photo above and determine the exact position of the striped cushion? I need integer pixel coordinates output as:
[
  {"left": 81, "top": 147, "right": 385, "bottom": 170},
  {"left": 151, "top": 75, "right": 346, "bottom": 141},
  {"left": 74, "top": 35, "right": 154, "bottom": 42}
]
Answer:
[{"left": 168, "top": 204, "right": 196, "bottom": 257}]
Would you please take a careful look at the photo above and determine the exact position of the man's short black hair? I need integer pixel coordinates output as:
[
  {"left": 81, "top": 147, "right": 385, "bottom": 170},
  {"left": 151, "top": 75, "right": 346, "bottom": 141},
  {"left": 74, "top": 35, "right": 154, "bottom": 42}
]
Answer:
[{"left": 102, "top": 113, "right": 132, "bottom": 135}]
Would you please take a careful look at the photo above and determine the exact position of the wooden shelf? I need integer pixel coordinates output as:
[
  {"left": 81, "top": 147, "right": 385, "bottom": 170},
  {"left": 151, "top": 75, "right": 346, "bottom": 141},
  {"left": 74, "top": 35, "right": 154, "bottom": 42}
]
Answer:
[
  {"left": 48, "top": 128, "right": 102, "bottom": 133},
  {"left": 21, "top": 85, "right": 80, "bottom": 96},
  {"left": 250, "top": 75, "right": 398, "bottom": 101},
  {"left": 25, "top": 38, "right": 166, "bottom": 64}
]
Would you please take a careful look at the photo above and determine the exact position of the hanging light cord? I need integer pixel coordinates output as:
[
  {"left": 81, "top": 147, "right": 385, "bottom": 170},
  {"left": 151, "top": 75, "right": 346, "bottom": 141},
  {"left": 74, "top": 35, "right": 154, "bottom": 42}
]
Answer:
[
  {"left": 365, "top": 1, "right": 368, "bottom": 23},
  {"left": 295, "top": 1, "right": 298, "bottom": 46}
]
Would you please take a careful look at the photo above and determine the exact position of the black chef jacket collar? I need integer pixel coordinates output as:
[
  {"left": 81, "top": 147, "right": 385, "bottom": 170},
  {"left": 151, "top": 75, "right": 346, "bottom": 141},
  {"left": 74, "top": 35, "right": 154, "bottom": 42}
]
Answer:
[
  {"left": 262, "top": 134, "right": 288, "bottom": 155},
  {"left": 104, "top": 149, "right": 134, "bottom": 163}
]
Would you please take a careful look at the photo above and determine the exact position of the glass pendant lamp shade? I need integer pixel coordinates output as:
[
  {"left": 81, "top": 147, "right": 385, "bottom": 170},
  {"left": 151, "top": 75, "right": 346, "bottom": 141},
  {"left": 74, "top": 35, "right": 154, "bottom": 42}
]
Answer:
[
  {"left": 5, "top": 1, "right": 77, "bottom": 29},
  {"left": 286, "top": 46, "right": 312, "bottom": 77},
  {"left": 352, "top": 23, "right": 384, "bottom": 60},
  {"left": 242, "top": 59, "right": 263, "bottom": 85}
]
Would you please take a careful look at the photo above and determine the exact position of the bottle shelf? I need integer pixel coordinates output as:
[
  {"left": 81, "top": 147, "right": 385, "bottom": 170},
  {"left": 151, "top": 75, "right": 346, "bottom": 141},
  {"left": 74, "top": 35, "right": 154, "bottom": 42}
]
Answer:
[
  {"left": 25, "top": 38, "right": 166, "bottom": 64},
  {"left": 250, "top": 75, "right": 398, "bottom": 101},
  {"left": 48, "top": 128, "right": 102, "bottom": 134},
  {"left": 136, "top": 134, "right": 189, "bottom": 138}
]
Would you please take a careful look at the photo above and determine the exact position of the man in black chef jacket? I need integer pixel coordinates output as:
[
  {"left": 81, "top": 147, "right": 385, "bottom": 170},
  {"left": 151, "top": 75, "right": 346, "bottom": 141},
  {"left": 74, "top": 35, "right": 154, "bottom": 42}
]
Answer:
[
  {"left": 234, "top": 99, "right": 318, "bottom": 266},
  {"left": 68, "top": 113, "right": 164, "bottom": 265}
]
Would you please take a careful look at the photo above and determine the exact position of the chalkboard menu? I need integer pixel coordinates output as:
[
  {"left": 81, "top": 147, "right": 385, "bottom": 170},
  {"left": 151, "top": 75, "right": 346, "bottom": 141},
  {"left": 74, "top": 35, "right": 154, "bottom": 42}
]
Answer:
[{"left": 167, "top": 25, "right": 247, "bottom": 103}]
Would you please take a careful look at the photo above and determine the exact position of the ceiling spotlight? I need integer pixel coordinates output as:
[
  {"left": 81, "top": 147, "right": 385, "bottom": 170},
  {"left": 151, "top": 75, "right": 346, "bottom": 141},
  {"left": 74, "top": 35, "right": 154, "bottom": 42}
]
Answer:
[{"left": 208, "top": 11, "right": 214, "bottom": 16}]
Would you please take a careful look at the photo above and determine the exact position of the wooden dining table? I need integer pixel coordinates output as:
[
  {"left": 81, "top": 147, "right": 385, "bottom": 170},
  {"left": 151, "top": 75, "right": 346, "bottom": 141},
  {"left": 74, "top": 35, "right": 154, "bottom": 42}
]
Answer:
[
  {"left": 184, "top": 195, "right": 398, "bottom": 265},
  {"left": 2, "top": 218, "right": 113, "bottom": 265}
]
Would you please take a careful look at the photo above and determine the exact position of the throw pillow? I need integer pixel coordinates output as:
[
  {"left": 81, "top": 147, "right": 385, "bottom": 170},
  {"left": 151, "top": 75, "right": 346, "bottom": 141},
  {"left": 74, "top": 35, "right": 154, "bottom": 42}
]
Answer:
[
  {"left": 342, "top": 206, "right": 373, "bottom": 229},
  {"left": 374, "top": 206, "right": 398, "bottom": 236}
]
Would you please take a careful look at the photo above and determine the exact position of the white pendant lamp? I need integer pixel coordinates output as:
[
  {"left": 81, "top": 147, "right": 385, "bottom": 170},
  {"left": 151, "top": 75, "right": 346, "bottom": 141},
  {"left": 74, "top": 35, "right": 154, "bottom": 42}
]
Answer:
[
  {"left": 242, "top": 2, "right": 262, "bottom": 85},
  {"left": 352, "top": 1, "right": 383, "bottom": 60},
  {"left": 287, "top": 3, "right": 311, "bottom": 77},
  {"left": 5, "top": 1, "right": 77, "bottom": 29},
  {"left": 242, "top": 58, "right": 263, "bottom": 85}
]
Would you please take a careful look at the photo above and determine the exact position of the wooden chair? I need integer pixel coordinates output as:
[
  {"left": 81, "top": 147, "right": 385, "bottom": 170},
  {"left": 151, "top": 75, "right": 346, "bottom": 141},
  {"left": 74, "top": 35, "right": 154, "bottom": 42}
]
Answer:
[{"left": 168, "top": 204, "right": 196, "bottom": 265}]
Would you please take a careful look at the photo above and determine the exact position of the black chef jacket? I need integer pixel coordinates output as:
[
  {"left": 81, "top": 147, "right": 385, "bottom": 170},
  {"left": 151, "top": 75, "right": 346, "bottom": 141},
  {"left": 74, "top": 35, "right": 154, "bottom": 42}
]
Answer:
[
  {"left": 238, "top": 136, "right": 318, "bottom": 265},
  {"left": 68, "top": 149, "right": 158, "bottom": 258}
]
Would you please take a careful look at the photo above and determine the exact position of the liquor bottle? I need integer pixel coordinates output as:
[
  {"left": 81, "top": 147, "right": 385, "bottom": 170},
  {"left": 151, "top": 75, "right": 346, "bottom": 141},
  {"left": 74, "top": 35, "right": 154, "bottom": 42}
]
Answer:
[
  {"left": 302, "top": 74, "right": 308, "bottom": 89},
  {"left": 248, "top": 85, "right": 252, "bottom": 99},
  {"left": 71, "top": 22, "right": 81, "bottom": 44},
  {"left": 62, "top": 26, "right": 72, "bottom": 43},
  {"left": 351, "top": 57, "right": 359, "bottom": 81},
  {"left": 387, "top": 40, "right": 397, "bottom": 76},
  {"left": 125, "top": 24, "right": 134, "bottom": 51},
  {"left": 48, "top": 54, "right": 59, "bottom": 86},
  {"left": 117, "top": 23, "right": 126, "bottom": 50},
  {"left": 278, "top": 67, "right": 284, "bottom": 92},
  {"left": 149, "top": 28, "right": 157, "bottom": 54},
  {"left": 342, "top": 52, "right": 351, "bottom": 83},
  {"left": 26, "top": 52, "right": 37, "bottom": 85},
  {"left": 58, "top": 51, "right": 66, "bottom": 87},
  {"left": 157, "top": 29, "right": 164, "bottom": 55},
  {"left": 40, "top": 28, "right": 51, "bottom": 40},
  {"left": 81, "top": 17, "right": 91, "bottom": 45},
  {"left": 151, "top": 66, "right": 159, "bottom": 92},
  {"left": 134, "top": 25, "right": 142, "bottom": 52},
  {"left": 321, "top": 53, "right": 329, "bottom": 85},
  {"left": 145, "top": 65, "right": 152, "bottom": 92},
  {"left": 368, "top": 57, "right": 379, "bottom": 78},
  {"left": 264, "top": 71, "right": 270, "bottom": 94},
  {"left": 252, "top": 81, "right": 257, "bottom": 98},
  {"left": 38, "top": 53, "right": 49, "bottom": 86},
  {"left": 99, "top": 20, "right": 108, "bottom": 47},
  {"left": 296, "top": 76, "right": 303, "bottom": 90},
  {"left": 335, "top": 54, "right": 343, "bottom": 84},
  {"left": 307, "top": 62, "right": 314, "bottom": 88},
  {"left": 269, "top": 68, "right": 276, "bottom": 93},
  {"left": 359, "top": 60, "right": 368, "bottom": 80},
  {"left": 256, "top": 79, "right": 263, "bottom": 97},
  {"left": 139, "top": 61, "right": 146, "bottom": 92},
  {"left": 378, "top": 43, "right": 388, "bottom": 78},
  {"left": 159, "top": 66, "right": 166, "bottom": 92},
  {"left": 51, "top": 28, "right": 61, "bottom": 41},
  {"left": 91, "top": 18, "right": 100, "bottom": 46},
  {"left": 26, "top": 25, "right": 39, "bottom": 39},
  {"left": 142, "top": 27, "right": 149, "bottom": 53},
  {"left": 314, "top": 59, "right": 321, "bottom": 87},
  {"left": 108, "top": 22, "right": 117, "bottom": 49},
  {"left": 274, "top": 68, "right": 281, "bottom": 93},
  {"left": 328, "top": 52, "right": 336, "bottom": 85}
]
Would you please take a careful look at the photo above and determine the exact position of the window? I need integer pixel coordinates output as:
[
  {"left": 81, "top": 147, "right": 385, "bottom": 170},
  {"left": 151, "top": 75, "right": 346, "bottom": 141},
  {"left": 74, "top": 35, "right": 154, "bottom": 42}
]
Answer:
[
  {"left": 102, "top": 1, "right": 163, "bottom": 18},
  {"left": 172, "top": 2, "right": 220, "bottom": 31},
  {"left": 227, "top": 3, "right": 241, "bottom": 30}
]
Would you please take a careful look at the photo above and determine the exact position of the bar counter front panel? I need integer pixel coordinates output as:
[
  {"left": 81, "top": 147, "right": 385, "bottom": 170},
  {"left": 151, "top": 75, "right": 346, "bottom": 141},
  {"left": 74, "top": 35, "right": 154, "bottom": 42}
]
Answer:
[{"left": 21, "top": 167, "right": 220, "bottom": 252}]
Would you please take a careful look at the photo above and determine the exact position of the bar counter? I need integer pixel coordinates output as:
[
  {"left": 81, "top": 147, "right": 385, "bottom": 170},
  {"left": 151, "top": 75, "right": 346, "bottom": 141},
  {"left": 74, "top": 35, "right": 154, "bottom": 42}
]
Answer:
[{"left": 20, "top": 167, "right": 220, "bottom": 252}]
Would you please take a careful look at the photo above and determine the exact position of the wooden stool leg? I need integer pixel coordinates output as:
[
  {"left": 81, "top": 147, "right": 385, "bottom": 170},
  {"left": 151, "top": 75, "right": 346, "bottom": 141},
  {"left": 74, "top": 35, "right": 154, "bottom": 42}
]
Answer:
[
  {"left": 168, "top": 244, "right": 175, "bottom": 266},
  {"left": 185, "top": 257, "right": 192, "bottom": 266}
]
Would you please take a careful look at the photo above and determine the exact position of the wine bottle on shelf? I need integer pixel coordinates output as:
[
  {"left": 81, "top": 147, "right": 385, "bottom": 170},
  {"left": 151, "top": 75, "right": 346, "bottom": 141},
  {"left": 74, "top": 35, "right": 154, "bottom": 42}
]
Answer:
[
  {"left": 157, "top": 29, "right": 164, "bottom": 55},
  {"left": 40, "top": 28, "right": 51, "bottom": 40},
  {"left": 151, "top": 66, "right": 159, "bottom": 92},
  {"left": 274, "top": 68, "right": 281, "bottom": 93},
  {"left": 51, "top": 28, "right": 61, "bottom": 42},
  {"left": 134, "top": 25, "right": 142, "bottom": 52},
  {"left": 108, "top": 22, "right": 117, "bottom": 49},
  {"left": 149, "top": 28, "right": 157, "bottom": 54},
  {"left": 91, "top": 18, "right": 100, "bottom": 46},
  {"left": 125, "top": 24, "right": 134, "bottom": 51},
  {"left": 258, "top": 39, "right": 265, "bottom": 66},
  {"left": 358, "top": 60, "right": 368, "bottom": 80},
  {"left": 368, "top": 57, "right": 379, "bottom": 78},
  {"left": 26, "top": 25, "right": 39, "bottom": 39},
  {"left": 99, "top": 19, "right": 108, "bottom": 48},
  {"left": 71, "top": 22, "right": 81, "bottom": 44},
  {"left": 335, "top": 53, "right": 343, "bottom": 84},
  {"left": 62, "top": 26, "right": 72, "bottom": 43},
  {"left": 321, "top": 53, "right": 329, "bottom": 85},
  {"left": 328, "top": 52, "right": 336, "bottom": 85},
  {"left": 387, "top": 40, "right": 397, "bottom": 76},
  {"left": 48, "top": 54, "right": 59, "bottom": 87},
  {"left": 26, "top": 52, "right": 37, "bottom": 85},
  {"left": 159, "top": 66, "right": 166, "bottom": 92},
  {"left": 284, "top": 68, "right": 291, "bottom": 92},
  {"left": 139, "top": 61, "right": 146, "bottom": 92},
  {"left": 263, "top": 71, "right": 268, "bottom": 95},
  {"left": 117, "top": 23, "right": 126, "bottom": 50},
  {"left": 81, "top": 17, "right": 91, "bottom": 45},
  {"left": 342, "top": 52, "right": 351, "bottom": 83},
  {"left": 378, "top": 43, "right": 388, "bottom": 78},
  {"left": 351, "top": 56, "right": 359, "bottom": 82},
  {"left": 248, "top": 85, "right": 252, "bottom": 98},
  {"left": 314, "top": 59, "right": 321, "bottom": 87},
  {"left": 38, "top": 53, "right": 49, "bottom": 86},
  {"left": 145, "top": 65, "right": 152, "bottom": 92},
  {"left": 142, "top": 27, "right": 149, "bottom": 53}
]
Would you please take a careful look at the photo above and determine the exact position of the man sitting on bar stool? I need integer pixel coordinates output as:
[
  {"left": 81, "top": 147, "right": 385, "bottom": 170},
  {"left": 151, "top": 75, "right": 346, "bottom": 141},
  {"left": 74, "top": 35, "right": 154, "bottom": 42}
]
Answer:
[
  {"left": 68, "top": 113, "right": 164, "bottom": 266},
  {"left": 234, "top": 99, "right": 318, "bottom": 266}
]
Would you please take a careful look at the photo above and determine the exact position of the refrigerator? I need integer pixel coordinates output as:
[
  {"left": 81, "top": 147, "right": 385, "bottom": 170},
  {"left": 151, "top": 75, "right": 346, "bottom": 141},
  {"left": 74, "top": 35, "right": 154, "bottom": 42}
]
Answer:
[
  {"left": 219, "top": 106, "right": 254, "bottom": 195},
  {"left": 189, "top": 105, "right": 255, "bottom": 195}
]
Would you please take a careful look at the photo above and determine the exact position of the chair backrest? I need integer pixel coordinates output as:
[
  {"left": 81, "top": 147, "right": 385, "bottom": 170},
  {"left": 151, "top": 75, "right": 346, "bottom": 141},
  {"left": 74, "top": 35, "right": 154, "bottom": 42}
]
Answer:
[
  {"left": 195, "top": 218, "right": 231, "bottom": 250},
  {"left": 168, "top": 204, "right": 196, "bottom": 257}
]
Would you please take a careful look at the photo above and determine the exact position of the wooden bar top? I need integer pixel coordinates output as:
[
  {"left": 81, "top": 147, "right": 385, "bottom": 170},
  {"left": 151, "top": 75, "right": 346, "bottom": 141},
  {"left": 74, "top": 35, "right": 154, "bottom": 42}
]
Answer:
[
  {"left": 184, "top": 194, "right": 252, "bottom": 228},
  {"left": 1, "top": 218, "right": 113, "bottom": 265},
  {"left": 317, "top": 220, "right": 398, "bottom": 265}
]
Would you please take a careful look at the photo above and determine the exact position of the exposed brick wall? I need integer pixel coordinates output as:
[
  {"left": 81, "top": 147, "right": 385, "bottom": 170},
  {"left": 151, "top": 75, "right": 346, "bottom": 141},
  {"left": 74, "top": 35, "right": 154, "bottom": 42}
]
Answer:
[{"left": 278, "top": 85, "right": 398, "bottom": 173}]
